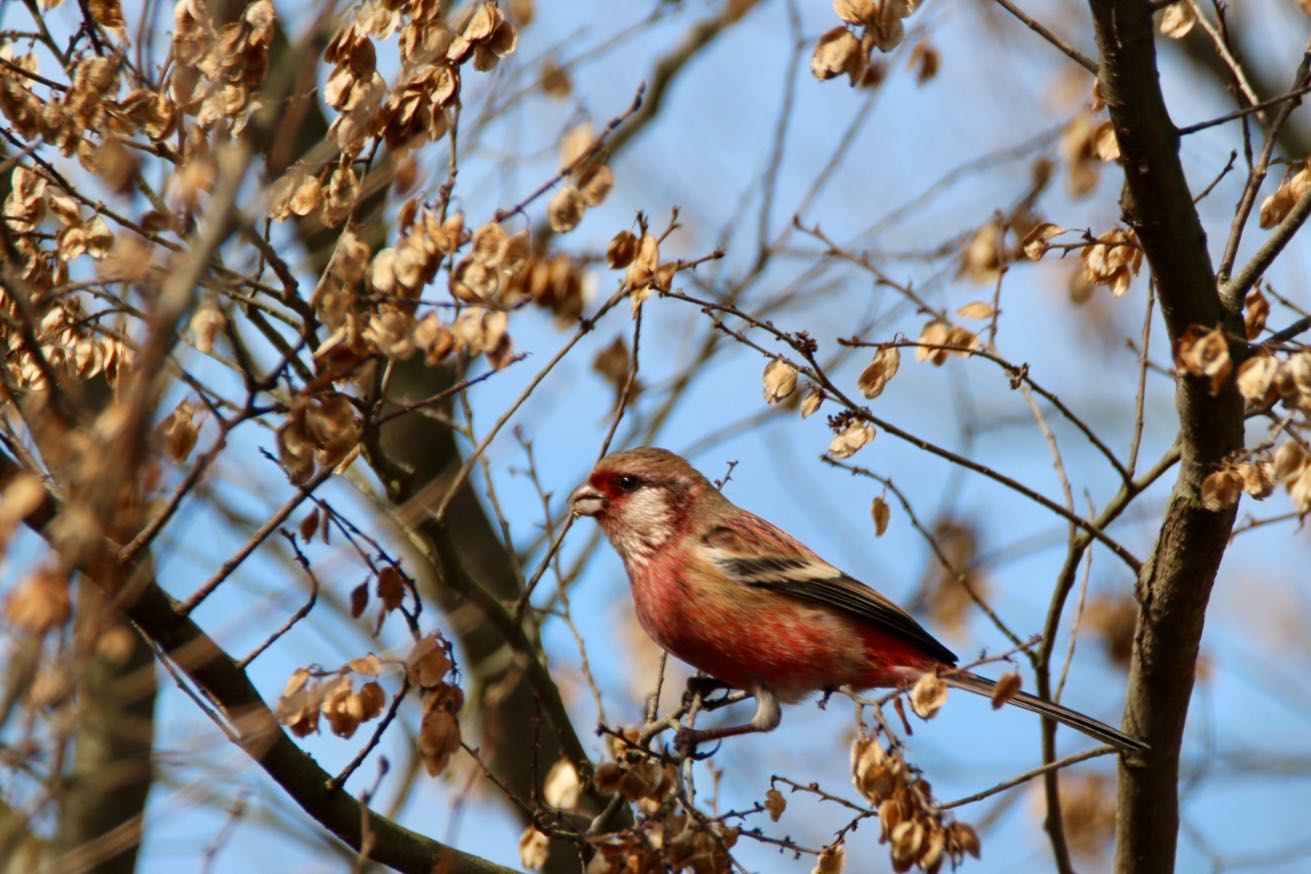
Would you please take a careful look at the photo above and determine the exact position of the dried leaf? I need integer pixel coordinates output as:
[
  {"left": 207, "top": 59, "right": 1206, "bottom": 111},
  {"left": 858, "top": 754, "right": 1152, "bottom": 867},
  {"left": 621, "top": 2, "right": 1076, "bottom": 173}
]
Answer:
[
  {"left": 1080, "top": 227, "right": 1142, "bottom": 296},
  {"left": 624, "top": 234, "right": 660, "bottom": 298},
  {"left": 544, "top": 759, "right": 582, "bottom": 810},
  {"left": 800, "top": 386, "right": 824, "bottom": 418},
  {"left": 1175, "top": 324, "right": 1232, "bottom": 395},
  {"left": 377, "top": 566, "right": 405, "bottom": 610},
  {"left": 811, "top": 27, "right": 864, "bottom": 84},
  {"left": 1274, "top": 441, "right": 1306, "bottom": 483},
  {"left": 607, "top": 230, "right": 638, "bottom": 268},
  {"left": 959, "top": 220, "right": 1004, "bottom": 284},
  {"left": 812, "top": 844, "right": 846, "bottom": 874},
  {"left": 910, "top": 670, "right": 947, "bottom": 719},
  {"left": 541, "top": 59, "right": 571, "bottom": 98},
  {"left": 357, "top": 681, "right": 386, "bottom": 720},
  {"left": 1237, "top": 459, "right": 1274, "bottom": 499},
  {"left": 1092, "top": 121, "right": 1120, "bottom": 162},
  {"left": 158, "top": 401, "right": 202, "bottom": 462},
  {"left": 828, "top": 420, "right": 875, "bottom": 459},
  {"left": 1290, "top": 464, "right": 1311, "bottom": 513},
  {"left": 871, "top": 495, "right": 891, "bottom": 537},
  {"left": 914, "top": 321, "right": 950, "bottom": 365},
  {"left": 833, "top": 0, "right": 876, "bottom": 25},
  {"left": 762, "top": 358, "right": 798, "bottom": 404},
  {"left": 190, "top": 302, "right": 226, "bottom": 354},
  {"left": 409, "top": 634, "right": 454, "bottom": 688},
  {"left": 418, "top": 707, "right": 460, "bottom": 776},
  {"left": 578, "top": 163, "right": 614, "bottom": 207},
  {"left": 990, "top": 672, "right": 1022, "bottom": 709},
  {"left": 548, "top": 185, "right": 585, "bottom": 232},
  {"left": 1259, "top": 185, "right": 1295, "bottom": 229},
  {"left": 519, "top": 826, "right": 550, "bottom": 870},
  {"left": 1200, "top": 468, "right": 1241, "bottom": 511},
  {"left": 1236, "top": 354, "right": 1277, "bottom": 403},
  {"left": 858, "top": 346, "right": 900, "bottom": 398},
  {"left": 1159, "top": 1, "right": 1197, "bottom": 39},
  {"left": 349, "top": 582, "right": 369, "bottom": 618},
  {"left": 1021, "top": 222, "right": 1065, "bottom": 261},
  {"left": 956, "top": 301, "right": 994, "bottom": 320},
  {"left": 850, "top": 735, "right": 892, "bottom": 803},
  {"left": 5, "top": 565, "right": 72, "bottom": 634},
  {"left": 953, "top": 822, "right": 981, "bottom": 859},
  {"left": 558, "top": 122, "right": 594, "bottom": 170},
  {"left": 764, "top": 787, "right": 787, "bottom": 822},
  {"left": 1244, "top": 286, "right": 1269, "bottom": 339},
  {"left": 907, "top": 41, "right": 938, "bottom": 84}
]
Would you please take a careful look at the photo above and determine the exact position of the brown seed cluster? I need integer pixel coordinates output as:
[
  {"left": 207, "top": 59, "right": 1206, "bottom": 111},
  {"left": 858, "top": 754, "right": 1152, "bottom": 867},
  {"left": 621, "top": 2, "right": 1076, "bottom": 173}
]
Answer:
[
  {"left": 2, "top": 168, "right": 132, "bottom": 394},
  {"left": 1173, "top": 317, "right": 1311, "bottom": 514},
  {"left": 859, "top": 346, "right": 900, "bottom": 399},
  {"left": 608, "top": 225, "right": 677, "bottom": 314},
  {"left": 264, "top": 0, "right": 521, "bottom": 230},
  {"left": 812, "top": 0, "right": 920, "bottom": 87},
  {"left": 594, "top": 731, "right": 679, "bottom": 815},
  {"left": 277, "top": 391, "right": 362, "bottom": 484},
  {"left": 914, "top": 321, "right": 978, "bottom": 366},
  {"left": 1078, "top": 227, "right": 1143, "bottom": 298},
  {"left": 507, "top": 251, "right": 588, "bottom": 324},
  {"left": 172, "top": 0, "right": 274, "bottom": 131},
  {"left": 408, "top": 634, "right": 464, "bottom": 776},
  {"left": 584, "top": 730, "right": 740, "bottom": 874},
  {"left": 304, "top": 212, "right": 525, "bottom": 396},
  {"left": 547, "top": 126, "right": 616, "bottom": 233},
  {"left": 275, "top": 655, "right": 389, "bottom": 739},
  {"left": 325, "top": 0, "right": 516, "bottom": 154},
  {"left": 851, "top": 736, "right": 981, "bottom": 873}
]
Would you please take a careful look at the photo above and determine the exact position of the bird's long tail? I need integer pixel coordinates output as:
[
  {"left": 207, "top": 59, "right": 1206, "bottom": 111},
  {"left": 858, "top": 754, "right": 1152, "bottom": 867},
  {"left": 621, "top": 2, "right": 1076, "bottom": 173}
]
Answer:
[{"left": 943, "top": 672, "right": 1148, "bottom": 754}]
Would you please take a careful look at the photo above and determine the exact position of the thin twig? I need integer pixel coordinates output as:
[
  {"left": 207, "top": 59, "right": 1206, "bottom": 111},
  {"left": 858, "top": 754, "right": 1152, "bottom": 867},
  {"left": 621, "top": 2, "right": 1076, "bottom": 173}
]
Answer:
[
  {"left": 990, "top": 0, "right": 1097, "bottom": 74},
  {"left": 238, "top": 530, "right": 321, "bottom": 668},
  {"left": 936, "top": 746, "right": 1116, "bottom": 810}
]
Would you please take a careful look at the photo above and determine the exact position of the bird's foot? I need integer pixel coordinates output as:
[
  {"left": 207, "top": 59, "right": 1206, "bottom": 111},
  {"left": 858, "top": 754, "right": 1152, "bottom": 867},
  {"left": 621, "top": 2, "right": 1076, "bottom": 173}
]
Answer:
[
  {"left": 683, "top": 675, "right": 729, "bottom": 703},
  {"left": 683, "top": 676, "right": 740, "bottom": 712},
  {"left": 673, "top": 727, "right": 721, "bottom": 760}
]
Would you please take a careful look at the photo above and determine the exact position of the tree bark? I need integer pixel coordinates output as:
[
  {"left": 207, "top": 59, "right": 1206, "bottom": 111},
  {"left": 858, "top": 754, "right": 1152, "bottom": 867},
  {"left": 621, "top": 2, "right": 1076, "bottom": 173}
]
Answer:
[
  {"left": 1086, "top": 2, "right": 1247, "bottom": 872},
  {"left": 52, "top": 586, "right": 156, "bottom": 874}
]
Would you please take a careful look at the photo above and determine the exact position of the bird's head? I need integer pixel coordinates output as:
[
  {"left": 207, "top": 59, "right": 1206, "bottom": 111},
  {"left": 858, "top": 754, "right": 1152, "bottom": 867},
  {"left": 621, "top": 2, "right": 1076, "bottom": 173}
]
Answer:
[{"left": 570, "top": 447, "right": 717, "bottom": 565}]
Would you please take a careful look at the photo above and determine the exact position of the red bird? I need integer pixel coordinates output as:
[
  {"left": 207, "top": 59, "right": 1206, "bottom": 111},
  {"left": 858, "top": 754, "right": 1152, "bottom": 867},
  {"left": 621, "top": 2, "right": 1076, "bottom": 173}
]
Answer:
[{"left": 570, "top": 447, "right": 1146, "bottom": 754}]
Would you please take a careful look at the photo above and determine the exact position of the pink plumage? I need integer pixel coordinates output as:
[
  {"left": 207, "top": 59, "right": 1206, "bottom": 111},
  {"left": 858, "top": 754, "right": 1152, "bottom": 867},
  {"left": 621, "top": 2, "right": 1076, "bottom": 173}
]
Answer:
[{"left": 570, "top": 447, "right": 1146, "bottom": 753}]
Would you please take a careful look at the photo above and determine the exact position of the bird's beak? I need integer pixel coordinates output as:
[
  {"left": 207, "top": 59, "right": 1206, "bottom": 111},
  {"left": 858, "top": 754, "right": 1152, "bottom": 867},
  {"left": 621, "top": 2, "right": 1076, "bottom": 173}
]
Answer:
[{"left": 570, "top": 483, "right": 606, "bottom": 517}]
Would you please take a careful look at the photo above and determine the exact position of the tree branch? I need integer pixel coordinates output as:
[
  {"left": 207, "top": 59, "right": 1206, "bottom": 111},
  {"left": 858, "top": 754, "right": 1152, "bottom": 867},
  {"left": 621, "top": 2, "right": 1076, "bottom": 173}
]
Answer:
[
  {"left": 0, "top": 453, "right": 519, "bottom": 874},
  {"left": 1085, "top": 3, "right": 1248, "bottom": 874},
  {"left": 1221, "top": 182, "right": 1311, "bottom": 305},
  {"left": 991, "top": 0, "right": 1098, "bottom": 74}
]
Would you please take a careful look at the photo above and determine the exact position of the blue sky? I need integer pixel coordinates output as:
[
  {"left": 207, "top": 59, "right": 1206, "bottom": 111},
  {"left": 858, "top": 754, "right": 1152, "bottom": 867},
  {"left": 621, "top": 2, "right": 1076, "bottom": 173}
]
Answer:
[{"left": 4, "top": 0, "right": 1309, "bottom": 871}]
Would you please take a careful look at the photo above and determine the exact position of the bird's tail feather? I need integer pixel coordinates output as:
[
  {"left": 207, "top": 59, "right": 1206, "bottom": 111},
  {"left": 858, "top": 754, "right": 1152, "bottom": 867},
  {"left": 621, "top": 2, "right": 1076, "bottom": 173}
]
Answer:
[{"left": 943, "top": 672, "right": 1148, "bottom": 754}]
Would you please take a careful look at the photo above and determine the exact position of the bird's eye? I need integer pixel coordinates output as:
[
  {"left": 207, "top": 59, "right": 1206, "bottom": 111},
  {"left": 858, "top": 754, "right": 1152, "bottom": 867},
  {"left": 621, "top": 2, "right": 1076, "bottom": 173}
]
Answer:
[{"left": 616, "top": 474, "right": 642, "bottom": 493}]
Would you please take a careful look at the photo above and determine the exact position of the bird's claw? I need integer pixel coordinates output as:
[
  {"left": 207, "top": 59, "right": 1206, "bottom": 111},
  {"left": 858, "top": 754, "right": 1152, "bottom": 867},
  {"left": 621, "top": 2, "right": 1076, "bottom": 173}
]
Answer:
[
  {"left": 673, "top": 728, "right": 720, "bottom": 760},
  {"left": 682, "top": 675, "right": 729, "bottom": 704}
]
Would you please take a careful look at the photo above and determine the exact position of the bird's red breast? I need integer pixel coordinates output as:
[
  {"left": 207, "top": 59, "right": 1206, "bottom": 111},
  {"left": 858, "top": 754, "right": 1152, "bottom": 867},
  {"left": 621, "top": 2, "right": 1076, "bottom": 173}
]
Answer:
[{"left": 625, "top": 545, "right": 935, "bottom": 700}]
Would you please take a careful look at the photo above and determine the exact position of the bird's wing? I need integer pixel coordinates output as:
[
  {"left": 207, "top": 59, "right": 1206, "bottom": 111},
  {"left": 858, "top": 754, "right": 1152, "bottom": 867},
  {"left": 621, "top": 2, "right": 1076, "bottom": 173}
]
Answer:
[{"left": 702, "top": 520, "right": 958, "bottom": 666}]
